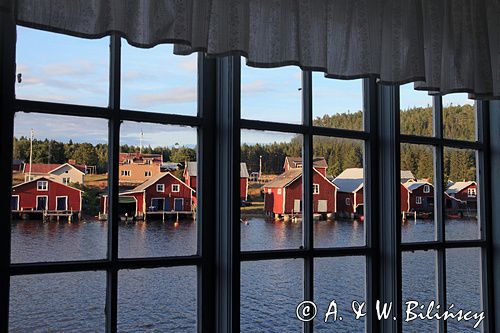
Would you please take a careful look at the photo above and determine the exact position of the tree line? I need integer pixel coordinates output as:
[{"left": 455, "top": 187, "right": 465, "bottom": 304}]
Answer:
[{"left": 13, "top": 104, "right": 476, "bottom": 182}]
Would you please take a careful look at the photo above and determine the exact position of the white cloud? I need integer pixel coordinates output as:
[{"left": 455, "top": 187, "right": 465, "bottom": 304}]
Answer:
[
  {"left": 134, "top": 87, "right": 197, "bottom": 106},
  {"left": 41, "top": 60, "right": 97, "bottom": 77},
  {"left": 241, "top": 80, "right": 269, "bottom": 96},
  {"left": 179, "top": 57, "right": 198, "bottom": 74}
]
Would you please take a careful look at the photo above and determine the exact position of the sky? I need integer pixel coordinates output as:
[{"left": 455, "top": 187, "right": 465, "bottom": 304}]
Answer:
[{"left": 14, "top": 26, "right": 473, "bottom": 147}]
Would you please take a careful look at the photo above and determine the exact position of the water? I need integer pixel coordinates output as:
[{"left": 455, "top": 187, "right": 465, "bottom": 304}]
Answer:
[{"left": 9, "top": 218, "right": 483, "bottom": 332}]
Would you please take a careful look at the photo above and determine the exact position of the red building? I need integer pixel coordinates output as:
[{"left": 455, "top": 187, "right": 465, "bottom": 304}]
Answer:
[
  {"left": 332, "top": 168, "right": 364, "bottom": 217},
  {"left": 105, "top": 172, "right": 196, "bottom": 218},
  {"left": 184, "top": 162, "right": 249, "bottom": 201},
  {"left": 401, "top": 181, "right": 434, "bottom": 213},
  {"left": 11, "top": 177, "right": 82, "bottom": 212},
  {"left": 263, "top": 168, "right": 337, "bottom": 216},
  {"left": 445, "top": 181, "right": 478, "bottom": 209},
  {"left": 283, "top": 156, "right": 328, "bottom": 176}
]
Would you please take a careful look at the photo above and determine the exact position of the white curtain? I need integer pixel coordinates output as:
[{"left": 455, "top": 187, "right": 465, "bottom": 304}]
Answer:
[{"left": 4, "top": 0, "right": 500, "bottom": 99}]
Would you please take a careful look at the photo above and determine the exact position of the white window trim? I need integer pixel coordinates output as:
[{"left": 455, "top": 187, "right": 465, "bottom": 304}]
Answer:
[
  {"left": 157, "top": 184, "right": 165, "bottom": 192},
  {"left": 62, "top": 177, "right": 70, "bottom": 185},
  {"left": 277, "top": 188, "right": 282, "bottom": 195},
  {"left": 55, "top": 196, "right": 68, "bottom": 211},
  {"left": 172, "top": 184, "right": 180, "bottom": 192},
  {"left": 36, "top": 195, "right": 48, "bottom": 210},
  {"left": 37, "top": 180, "right": 48, "bottom": 191},
  {"left": 313, "top": 183, "right": 320, "bottom": 195},
  {"left": 416, "top": 196, "right": 422, "bottom": 205},
  {"left": 151, "top": 197, "right": 166, "bottom": 211},
  {"left": 345, "top": 197, "right": 351, "bottom": 206},
  {"left": 423, "top": 185, "right": 430, "bottom": 193},
  {"left": 145, "top": 171, "right": 152, "bottom": 177},
  {"left": 121, "top": 170, "right": 131, "bottom": 176}
]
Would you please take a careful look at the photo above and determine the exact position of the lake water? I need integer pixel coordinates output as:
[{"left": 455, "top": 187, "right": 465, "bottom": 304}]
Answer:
[{"left": 9, "top": 218, "right": 482, "bottom": 332}]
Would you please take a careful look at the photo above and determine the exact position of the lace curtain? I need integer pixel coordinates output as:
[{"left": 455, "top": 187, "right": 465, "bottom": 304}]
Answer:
[{"left": 3, "top": 0, "right": 500, "bottom": 99}]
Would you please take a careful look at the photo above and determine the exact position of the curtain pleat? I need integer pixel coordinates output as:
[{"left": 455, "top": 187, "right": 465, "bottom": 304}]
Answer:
[{"left": 7, "top": 0, "right": 500, "bottom": 98}]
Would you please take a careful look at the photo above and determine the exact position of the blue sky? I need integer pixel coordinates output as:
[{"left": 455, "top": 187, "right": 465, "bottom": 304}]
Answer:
[{"left": 14, "top": 26, "right": 472, "bottom": 147}]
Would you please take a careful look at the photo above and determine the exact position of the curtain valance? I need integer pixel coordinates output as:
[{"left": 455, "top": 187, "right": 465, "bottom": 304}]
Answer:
[{"left": 3, "top": 0, "right": 500, "bottom": 99}]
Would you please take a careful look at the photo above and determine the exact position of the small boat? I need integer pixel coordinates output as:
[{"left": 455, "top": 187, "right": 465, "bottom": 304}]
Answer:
[{"left": 447, "top": 213, "right": 463, "bottom": 219}]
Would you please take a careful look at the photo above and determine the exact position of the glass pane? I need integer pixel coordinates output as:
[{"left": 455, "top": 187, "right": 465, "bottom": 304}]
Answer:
[
  {"left": 402, "top": 251, "right": 437, "bottom": 333},
  {"left": 314, "top": 256, "right": 365, "bottom": 332},
  {"left": 442, "top": 94, "right": 476, "bottom": 141},
  {"left": 241, "top": 60, "right": 301, "bottom": 124},
  {"left": 10, "top": 272, "right": 106, "bottom": 332},
  {"left": 240, "top": 130, "right": 303, "bottom": 251},
  {"left": 16, "top": 27, "right": 109, "bottom": 106},
  {"left": 444, "top": 148, "right": 479, "bottom": 241},
  {"left": 241, "top": 259, "right": 303, "bottom": 332},
  {"left": 121, "top": 42, "right": 197, "bottom": 115},
  {"left": 312, "top": 74, "right": 363, "bottom": 131},
  {"left": 446, "top": 248, "right": 484, "bottom": 332},
  {"left": 400, "top": 83, "right": 433, "bottom": 137},
  {"left": 315, "top": 136, "right": 365, "bottom": 248},
  {"left": 12, "top": 113, "right": 108, "bottom": 263},
  {"left": 119, "top": 267, "right": 197, "bottom": 332},
  {"left": 118, "top": 122, "right": 197, "bottom": 257},
  {"left": 400, "top": 143, "right": 436, "bottom": 243}
]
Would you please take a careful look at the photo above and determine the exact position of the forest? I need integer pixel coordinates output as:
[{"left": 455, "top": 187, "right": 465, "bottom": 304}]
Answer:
[{"left": 13, "top": 104, "right": 477, "bottom": 183}]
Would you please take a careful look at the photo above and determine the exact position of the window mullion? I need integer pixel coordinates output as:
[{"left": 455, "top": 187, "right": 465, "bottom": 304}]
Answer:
[
  {"left": 433, "top": 95, "right": 447, "bottom": 333},
  {"left": 0, "top": 6, "right": 16, "bottom": 333},
  {"left": 377, "top": 84, "right": 402, "bottom": 333},
  {"left": 106, "top": 33, "right": 121, "bottom": 333},
  {"left": 302, "top": 70, "right": 314, "bottom": 333}
]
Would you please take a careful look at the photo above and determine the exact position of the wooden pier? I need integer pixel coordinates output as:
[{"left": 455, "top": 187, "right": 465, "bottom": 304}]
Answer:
[{"left": 12, "top": 209, "right": 81, "bottom": 222}]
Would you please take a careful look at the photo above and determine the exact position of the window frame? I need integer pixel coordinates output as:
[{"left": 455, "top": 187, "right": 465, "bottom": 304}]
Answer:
[
  {"left": 36, "top": 180, "right": 48, "bottom": 191},
  {"left": 0, "top": 18, "right": 495, "bottom": 333},
  {"left": 156, "top": 184, "right": 165, "bottom": 193},
  {"left": 172, "top": 184, "right": 180, "bottom": 193}
]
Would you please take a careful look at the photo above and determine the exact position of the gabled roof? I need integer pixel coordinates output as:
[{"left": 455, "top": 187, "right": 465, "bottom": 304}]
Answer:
[
  {"left": 446, "top": 181, "right": 476, "bottom": 194},
  {"left": 264, "top": 168, "right": 338, "bottom": 189},
  {"left": 284, "top": 156, "right": 328, "bottom": 169},
  {"left": 49, "top": 162, "right": 86, "bottom": 175},
  {"left": 184, "top": 162, "right": 250, "bottom": 178},
  {"left": 332, "top": 168, "right": 364, "bottom": 193},
  {"left": 23, "top": 163, "right": 61, "bottom": 174},
  {"left": 400, "top": 170, "right": 415, "bottom": 181},
  {"left": 12, "top": 176, "right": 83, "bottom": 192},
  {"left": 403, "top": 181, "right": 433, "bottom": 192},
  {"left": 121, "top": 172, "right": 195, "bottom": 195}
]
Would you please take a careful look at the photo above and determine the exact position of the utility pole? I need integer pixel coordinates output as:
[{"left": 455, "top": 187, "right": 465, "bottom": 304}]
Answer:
[
  {"left": 259, "top": 155, "right": 262, "bottom": 180},
  {"left": 28, "top": 128, "right": 34, "bottom": 180},
  {"left": 139, "top": 129, "right": 143, "bottom": 154}
]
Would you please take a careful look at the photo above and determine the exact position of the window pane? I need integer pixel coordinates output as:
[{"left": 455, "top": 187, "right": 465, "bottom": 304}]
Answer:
[
  {"left": 118, "top": 122, "right": 197, "bottom": 257},
  {"left": 118, "top": 267, "right": 197, "bottom": 332},
  {"left": 402, "top": 251, "right": 437, "bottom": 333},
  {"left": 312, "top": 74, "right": 363, "bottom": 131},
  {"left": 240, "top": 130, "right": 303, "bottom": 251},
  {"left": 121, "top": 42, "right": 197, "bottom": 115},
  {"left": 314, "top": 257, "right": 365, "bottom": 332},
  {"left": 446, "top": 248, "right": 483, "bottom": 332},
  {"left": 400, "top": 143, "right": 436, "bottom": 243},
  {"left": 400, "top": 83, "right": 433, "bottom": 137},
  {"left": 241, "top": 60, "right": 301, "bottom": 124},
  {"left": 10, "top": 272, "right": 106, "bottom": 332},
  {"left": 241, "top": 259, "right": 303, "bottom": 332},
  {"left": 444, "top": 148, "right": 479, "bottom": 241},
  {"left": 315, "top": 136, "right": 365, "bottom": 248},
  {"left": 16, "top": 27, "right": 109, "bottom": 106},
  {"left": 442, "top": 94, "right": 476, "bottom": 141},
  {"left": 11, "top": 113, "right": 108, "bottom": 263}
]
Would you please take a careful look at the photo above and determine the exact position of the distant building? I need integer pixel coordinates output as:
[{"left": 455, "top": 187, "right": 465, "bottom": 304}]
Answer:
[
  {"left": 23, "top": 161, "right": 86, "bottom": 185},
  {"left": 12, "top": 176, "right": 82, "bottom": 212},
  {"left": 283, "top": 156, "right": 328, "bottom": 176},
  {"left": 101, "top": 172, "right": 196, "bottom": 218},
  {"left": 263, "top": 168, "right": 337, "bottom": 216},
  {"left": 119, "top": 152, "right": 163, "bottom": 185},
  {"left": 184, "top": 162, "right": 250, "bottom": 201},
  {"left": 400, "top": 170, "right": 416, "bottom": 183},
  {"left": 12, "top": 159, "right": 24, "bottom": 173},
  {"left": 402, "top": 181, "right": 434, "bottom": 213},
  {"left": 332, "top": 168, "right": 364, "bottom": 217},
  {"left": 445, "top": 181, "right": 478, "bottom": 209}
]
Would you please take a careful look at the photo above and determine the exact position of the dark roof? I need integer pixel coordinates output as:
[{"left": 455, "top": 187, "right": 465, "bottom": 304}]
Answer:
[
  {"left": 185, "top": 162, "right": 249, "bottom": 178},
  {"left": 285, "top": 156, "right": 328, "bottom": 169},
  {"left": 264, "top": 169, "right": 302, "bottom": 188}
]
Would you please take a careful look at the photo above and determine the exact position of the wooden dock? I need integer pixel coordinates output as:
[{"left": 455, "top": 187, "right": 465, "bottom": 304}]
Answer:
[{"left": 12, "top": 209, "right": 81, "bottom": 222}]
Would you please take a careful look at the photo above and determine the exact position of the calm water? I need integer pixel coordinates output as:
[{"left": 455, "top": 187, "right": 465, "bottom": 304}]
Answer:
[{"left": 9, "top": 218, "right": 482, "bottom": 332}]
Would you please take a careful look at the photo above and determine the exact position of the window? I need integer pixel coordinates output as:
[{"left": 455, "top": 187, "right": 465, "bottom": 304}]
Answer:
[
  {"left": 416, "top": 196, "right": 422, "bottom": 205},
  {"left": 3, "top": 22, "right": 495, "bottom": 333},
  {"left": 62, "top": 177, "right": 70, "bottom": 185},
  {"left": 277, "top": 188, "right": 282, "bottom": 195},
  {"left": 144, "top": 171, "right": 151, "bottom": 177},
  {"left": 423, "top": 184, "right": 430, "bottom": 193},
  {"left": 36, "top": 181, "right": 48, "bottom": 191},
  {"left": 468, "top": 187, "right": 477, "bottom": 197}
]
